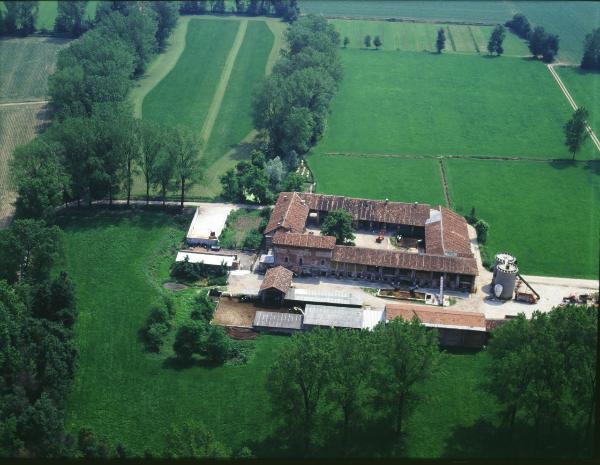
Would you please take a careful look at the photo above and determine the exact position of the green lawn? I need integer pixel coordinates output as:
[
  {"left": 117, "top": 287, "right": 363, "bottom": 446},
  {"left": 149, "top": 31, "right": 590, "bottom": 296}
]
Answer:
[
  {"left": 556, "top": 66, "right": 600, "bottom": 137},
  {"left": 445, "top": 159, "right": 600, "bottom": 278},
  {"left": 331, "top": 19, "right": 528, "bottom": 56},
  {"left": 142, "top": 19, "right": 239, "bottom": 130},
  {"left": 309, "top": 154, "right": 446, "bottom": 206},
  {"left": 58, "top": 208, "right": 501, "bottom": 457},
  {"left": 0, "top": 36, "right": 70, "bottom": 103},
  {"left": 316, "top": 50, "right": 595, "bottom": 159}
]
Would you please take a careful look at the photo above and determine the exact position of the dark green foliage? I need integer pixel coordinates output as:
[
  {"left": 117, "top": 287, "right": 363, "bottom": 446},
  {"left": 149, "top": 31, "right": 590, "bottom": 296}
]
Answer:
[
  {"left": 364, "top": 34, "right": 371, "bottom": 48},
  {"left": 54, "top": 1, "right": 89, "bottom": 37},
  {"left": 528, "top": 26, "right": 559, "bottom": 62},
  {"left": 321, "top": 209, "right": 355, "bottom": 245},
  {"left": 151, "top": 0, "right": 179, "bottom": 49},
  {"left": 140, "top": 299, "right": 175, "bottom": 353},
  {"left": 252, "top": 15, "right": 341, "bottom": 158},
  {"left": 581, "top": 28, "right": 600, "bottom": 70},
  {"left": 191, "top": 291, "right": 216, "bottom": 321},
  {"left": 487, "top": 25, "right": 505, "bottom": 56},
  {"left": 204, "top": 326, "right": 231, "bottom": 363},
  {"left": 373, "top": 35, "right": 382, "bottom": 49},
  {"left": 164, "top": 420, "right": 228, "bottom": 458},
  {"left": 173, "top": 321, "right": 208, "bottom": 362},
  {"left": 485, "top": 306, "right": 597, "bottom": 449},
  {"left": 505, "top": 13, "right": 531, "bottom": 39},
  {"left": 564, "top": 107, "right": 589, "bottom": 160},
  {"left": 343, "top": 36, "right": 350, "bottom": 48},
  {"left": 2, "top": 1, "right": 38, "bottom": 36},
  {"left": 76, "top": 427, "right": 111, "bottom": 459},
  {"left": 173, "top": 125, "right": 203, "bottom": 207},
  {"left": 474, "top": 219, "right": 489, "bottom": 244},
  {"left": 436, "top": 28, "right": 446, "bottom": 53},
  {"left": 32, "top": 272, "right": 78, "bottom": 329},
  {"left": 170, "top": 257, "right": 228, "bottom": 282},
  {"left": 220, "top": 151, "right": 275, "bottom": 205},
  {"left": 243, "top": 230, "right": 263, "bottom": 250},
  {"left": 179, "top": 0, "right": 298, "bottom": 20}
]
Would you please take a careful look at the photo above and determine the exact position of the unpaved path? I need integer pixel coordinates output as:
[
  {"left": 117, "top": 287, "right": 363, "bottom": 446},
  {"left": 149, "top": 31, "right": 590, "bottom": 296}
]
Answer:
[
  {"left": 547, "top": 63, "right": 600, "bottom": 153},
  {"left": 199, "top": 19, "right": 248, "bottom": 145},
  {"left": 129, "top": 16, "right": 191, "bottom": 118},
  {"left": 0, "top": 100, "right": 49, "bottom": 107}
]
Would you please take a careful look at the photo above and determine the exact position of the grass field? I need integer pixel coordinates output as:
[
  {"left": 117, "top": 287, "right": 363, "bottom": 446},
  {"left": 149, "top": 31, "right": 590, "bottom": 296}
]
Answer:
[
  {"left": 556, "top": 66, "right": 600, "bottom": 136},
  {"left": 445, "top": 159, "right": 600, "bottom": 279},
  {"left": 315, "top": 49, "right": 595, "bottom": 160},
  {"left": 0, "top": 36, "right": 69, "bottom": 103},
  {"left": 310, "top": 154, "right": 445, "bottom": 206},
  {"left": 58, "top": 208, "right": 507, "bottom": 457},
  {"left": 300, "top": 1, "right": 600, "bottom": 64},
  {"left": 331, "top": 19, "right": 528, "bottom": 56}
]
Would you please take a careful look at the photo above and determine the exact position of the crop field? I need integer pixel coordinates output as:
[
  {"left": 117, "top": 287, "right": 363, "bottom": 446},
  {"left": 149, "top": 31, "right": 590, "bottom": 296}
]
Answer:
[
  {"left": 331, "top": 19, "right": 528, "bottom": 56},
  {"left": 445, "top": 159, "right": 600, "bottom": 279},
  {"left": 310, "top": 154, "right": 445, "bottom": 206},
  {"left": 301, "top": 1, "right": 600, "bottom": 63},
  {"left": 316, "top": 50, "right": 592, "bottom": 160},
  {"left": 555, "top": 66, "right": 600, "bottom": 135},
  {"left": 0, "top": 105, "right": 50, "bottom": 227},
  {"left": 0, "top": 37, "right": 69, "bottom": 103},
  {"left": 58, "top": 208, "right": 504, "bottom": 457}
]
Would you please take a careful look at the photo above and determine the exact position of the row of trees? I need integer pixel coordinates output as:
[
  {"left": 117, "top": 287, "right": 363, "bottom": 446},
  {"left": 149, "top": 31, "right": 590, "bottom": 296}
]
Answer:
[
  {"left": 252, "top": 15, "right": 342, "bottom": 163},
  {"left": 181, "top": 0, "right": 299, "bottom": 21},
  {"left": 504, "top": 13, "right": 559, "bottom": 62},
  {"left": 581, "top": 28, "right": 600, "bottom": 71}
]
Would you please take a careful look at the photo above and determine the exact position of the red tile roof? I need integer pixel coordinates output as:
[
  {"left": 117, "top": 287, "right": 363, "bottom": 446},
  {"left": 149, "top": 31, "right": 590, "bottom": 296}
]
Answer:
[
  {"left": 273, "top": 231, "right": 336, "bottom": 250},
  {"left": 425, "top": 206, "right": 473, "bottom": 258},
  {"left": 264, "top": 192, "right": 309, "bottom": 235},
  {"left": 298, "top": 193, "right": 431, "bottom": 226},
  {"left": 260, "top": 266, "right": 294, "bottom": 294},
  {"left": 385, "top": 303, "right": 486, "bottom": 330},
  {"left": 332, "top": 246, "right": 478, "bottom": 275}
]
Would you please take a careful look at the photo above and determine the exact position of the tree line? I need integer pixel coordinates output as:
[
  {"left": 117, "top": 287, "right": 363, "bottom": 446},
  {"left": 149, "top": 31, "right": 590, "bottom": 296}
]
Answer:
[
  {"left": 505, "top": 13, "right": 559, "bottom": 62},
  {"left": 264, "top": 305, "right": 596, "bottom": 458},
  {"left": 181, "top": 0, "right": 299, "bottom": 21}
]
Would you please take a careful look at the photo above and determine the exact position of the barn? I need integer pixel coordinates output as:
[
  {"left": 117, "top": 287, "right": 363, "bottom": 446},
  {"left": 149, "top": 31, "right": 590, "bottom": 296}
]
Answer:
[{"left": 258, "top": 266, "right": 294, "bottom": 306}]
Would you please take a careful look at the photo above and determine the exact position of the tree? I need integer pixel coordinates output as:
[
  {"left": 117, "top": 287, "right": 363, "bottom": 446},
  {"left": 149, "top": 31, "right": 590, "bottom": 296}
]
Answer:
[
  {"left": 280, "top": 172, "right": 304, "bottom": 192},
  {"left": 528, "top": 26, "right": 559, "bottom": 62},
  {"left": 343, "top": 36, "right": 350, "bottom": 48},
  {"left": 505, "top": 13, "right": 531, "bottom": 39},
  {"left": 436, "top": 28, "right": 446, "bottom": 53},
  {"left": 3, "top": 1, "right": 38, "bottom": 36},
  {"left": 266, "top": 329, "right": 332, "bottom": 454},
  {"left": 487, "top": 25, "right": 506, "bottom": 56},
  {"left": 371, "top": 319, "right": 439, "bottom": 435},
  {"left": 191, "top": 291, "right": 216, "bottom": 321},
  {"left": 173, "top": 321, "right": 206, "bottom": 362},
  {"left": 564, "top": 107, "right": 589, "bottom": 160},
  {"left": 154, "top": 130, "right": 177, "bottom": 205},
  {"left": 140, "top": 120, "right": 164, "bottom": 204},
  {"left": 474, "top": 219, "right": 489, "bottom": 244},
  {"left": 364, "top": 34, "right": 371, "bottom": 48},
  {"left": 10, "top": 137, "right": 67, "bottom": 222},
  {"left": 54, "top": 1, "right": 88, "bottom": 37},
  {"left": 581, "top": 28, "right": 600, "bottom": 71},
  {"left": 203, "top": 326, "right": 230, "bottom": 364},
  {"left": 265, "top": 156, "right": 286, "bottom": 189},
  {"left": 219, "top": 168, "right": 242, "bottom": 202},
  {"left": 321, "top": 209, "right": 355, "bottom": 245},
  {"left": 151, "top": 0, "right": 179, "bottom": 49},
  {"left": 164, "top": 421, "right": 228, "bottom": 458},
  {"left": 173, "top": 126, "right": 202, "bottom": 207},
  {"left": 373, "top": 35, "right": 382, "bottom": 50}
]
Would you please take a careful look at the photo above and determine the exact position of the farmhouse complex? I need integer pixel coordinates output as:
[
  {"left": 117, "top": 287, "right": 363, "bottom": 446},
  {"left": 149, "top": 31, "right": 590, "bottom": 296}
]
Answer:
[{"left": 263, "top": 192, "right": 478, "bottom": 292}]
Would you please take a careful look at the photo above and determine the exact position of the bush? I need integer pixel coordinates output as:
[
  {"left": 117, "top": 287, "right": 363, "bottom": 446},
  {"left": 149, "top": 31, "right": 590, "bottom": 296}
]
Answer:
[
  {"left": 140, "top": 301, "right": 173, "bottom": 352},
  {"left": 144, "top": 322, "right": 169, "bottom": 353},
  {"left": 204, "top": 326, "right": 231, "bottom": 364},
  {"left": 191, "top": 292, "right": 216, "bottom": 321},
  {"left": 475, "top": 219, "right": 489, "bottom": 244},
  {"left": 227, "top": 340, "right": 255, "bottom": 366},
  {"left": 243, "top": 230, "right": 263, "bottom": 250},
  {"left": 147, "top": 305, "right": 171, "bottom": 328},
  {"left": 171, "top": 256, "right": 228, "bottom": 282},
  {"left": 207, "top": 275, "right": 228, "bottom": 287}
]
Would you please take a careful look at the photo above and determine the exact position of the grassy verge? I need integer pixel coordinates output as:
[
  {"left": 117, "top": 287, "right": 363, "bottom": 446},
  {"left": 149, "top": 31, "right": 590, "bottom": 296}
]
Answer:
[
  {"left": 316, "top": 50, "right": 593, "bottom": 159},
  {"left": 445, "top": 159, "right": 600, "bottom": 278}
]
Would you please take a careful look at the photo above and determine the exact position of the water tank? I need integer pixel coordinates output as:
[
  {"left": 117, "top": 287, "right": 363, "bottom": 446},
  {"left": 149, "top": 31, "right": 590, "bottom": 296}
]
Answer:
[
  {"left": 493, "top": 252, "right": 516, "bottom": 284},
  {"left": 494, "top": 262, "right": 518, "bottom": 300}
]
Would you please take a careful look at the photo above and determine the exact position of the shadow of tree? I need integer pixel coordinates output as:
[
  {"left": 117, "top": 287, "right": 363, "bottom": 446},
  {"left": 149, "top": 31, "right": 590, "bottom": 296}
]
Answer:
[
  {"left": 584, "top": 160, "right": 600, "bottom": 176},
  {"left": 549, "top": 159, "right": 576, "bottom": 170}
]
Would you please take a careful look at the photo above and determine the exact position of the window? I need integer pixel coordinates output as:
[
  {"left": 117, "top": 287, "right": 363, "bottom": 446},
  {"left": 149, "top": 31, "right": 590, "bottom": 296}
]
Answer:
[
  {"left": 321, "top": 260, "right": 325, "bottom": 266},
  {"left": 284, "top": 256, "right": 289, "bottom": 263},
  {"left": 299, "top": 258, "right": 303, "bottom": 266}
]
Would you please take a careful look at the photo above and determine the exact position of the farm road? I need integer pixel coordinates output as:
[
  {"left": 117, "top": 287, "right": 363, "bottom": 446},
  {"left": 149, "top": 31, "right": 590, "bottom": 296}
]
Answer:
[
  {"left": 0, "top": 100, "right": 49, "bottom": 107},
  {"left": 547, "top": 63, "right": 600, "bottom": 153},
  {"left": 199, "top": 19, "right": 248, "bottom": 145}
]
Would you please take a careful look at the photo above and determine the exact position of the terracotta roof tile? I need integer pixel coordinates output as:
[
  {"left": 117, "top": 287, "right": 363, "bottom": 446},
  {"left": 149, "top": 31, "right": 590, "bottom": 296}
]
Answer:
[
  {"left": 385, "top": 303, "right": 486, "bottom": 330},
  {"left": 260, "top": 266, "right": 294, "bottom": 294},
  {"left": 425, "top": 206, "right": 473, "bottom": 258},
  {"left": 273, "top": 231, "right": 336, "bottom": 250},
  {"left": 265, "top": 192, "right": 309, "bottom": 235},
  {"left": 332, "top": 246, "right": 478, "bottom": 275}
]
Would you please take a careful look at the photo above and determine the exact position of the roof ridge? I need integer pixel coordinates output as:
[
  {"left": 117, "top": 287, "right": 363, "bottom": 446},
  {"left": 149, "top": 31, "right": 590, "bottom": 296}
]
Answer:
[{"left": 439, "top": 204, "right": 446, "bottom": 255}]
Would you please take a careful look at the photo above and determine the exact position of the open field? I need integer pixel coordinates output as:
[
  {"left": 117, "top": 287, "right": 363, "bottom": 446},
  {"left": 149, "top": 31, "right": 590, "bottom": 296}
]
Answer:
[
  {"left": 555, "top": 66, "right": 600, "bottom": 136},
  {"left": 331, "top": 19, "right": 528, "bottom": 56},
  {"left": 300, "top": 1, "right": 600, "bottom": 64},
  {"left": 0, "top": 36, "right": 69, "bottom": 103},
  {"left": 58, "top": 208, "right": 515, "bottom": 457},
  {"left": 316, "top": 50, "right": 595, "bottom": 160},
  {"left": 445, "top": 159, "right": 600, "bottom": 279},
  {"left": 310, "top": 154, "right": 445, "bottom": 206}
]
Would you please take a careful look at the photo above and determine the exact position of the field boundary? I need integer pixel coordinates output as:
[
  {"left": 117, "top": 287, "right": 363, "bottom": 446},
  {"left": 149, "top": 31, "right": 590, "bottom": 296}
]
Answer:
[
  {"left": 0, "top": 100, "right": 49, "bottom": 107},
  {"left": 546, "top": 64, "right": 600, "bottom": 153},
  {"left": 200, "top": 19, "right": 248, "bottom": 145},
  {"left": 467, "top": 26, "right": 480, "bottom": 54},
  {"left": 309, "top": 14, "right": 498, "bottom": 27},
  {"left": 446, "top": 26, "right": 456, "bottom": 52},
  {"left": 438, "top": 159, "right": 452, "bottom": 208}
]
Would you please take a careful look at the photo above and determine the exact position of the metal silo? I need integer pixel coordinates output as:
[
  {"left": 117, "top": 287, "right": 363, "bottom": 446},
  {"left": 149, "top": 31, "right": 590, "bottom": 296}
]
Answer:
[
  {"left": 493, "top": 252, "right": 516, "bottom": 284},
  {"left": 493, "top": 262, "right": 519, "bottom": 300}
]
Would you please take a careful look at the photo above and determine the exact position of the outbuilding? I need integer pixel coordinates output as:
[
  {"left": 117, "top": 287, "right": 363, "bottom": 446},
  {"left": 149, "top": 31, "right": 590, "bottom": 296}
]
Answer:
[
  {"left": 259, "top": 266, "right": 294, "bottom": 306},
  {"left": 253, "top": 311, "right": 303, "bottom": 334}
]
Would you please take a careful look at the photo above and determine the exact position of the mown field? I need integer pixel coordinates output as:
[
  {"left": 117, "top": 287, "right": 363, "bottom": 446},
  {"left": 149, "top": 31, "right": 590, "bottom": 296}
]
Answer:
[
  {"left": 0, "top": 36, "right": 69, "bottom": 103},
  {"left": 556, "top": 66, "right": 600, "bottom": 136},
  {"left": 316, "top": 49, "right": 592, "bottom": 160},
  {"left": 58, "top": 208, "right": 502, "bottom": 457},
  {"left": 445, "top": 159, "right": 600, "bottom": 279},
  {"left": 300, "top": 1, "right": 600, "bottom": 64},
  {"left": 331, "top": 19, "right": 528, "bottom": 56},
  {"left": 310, "top": 154, "right": 445, "bottom": 205}
]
